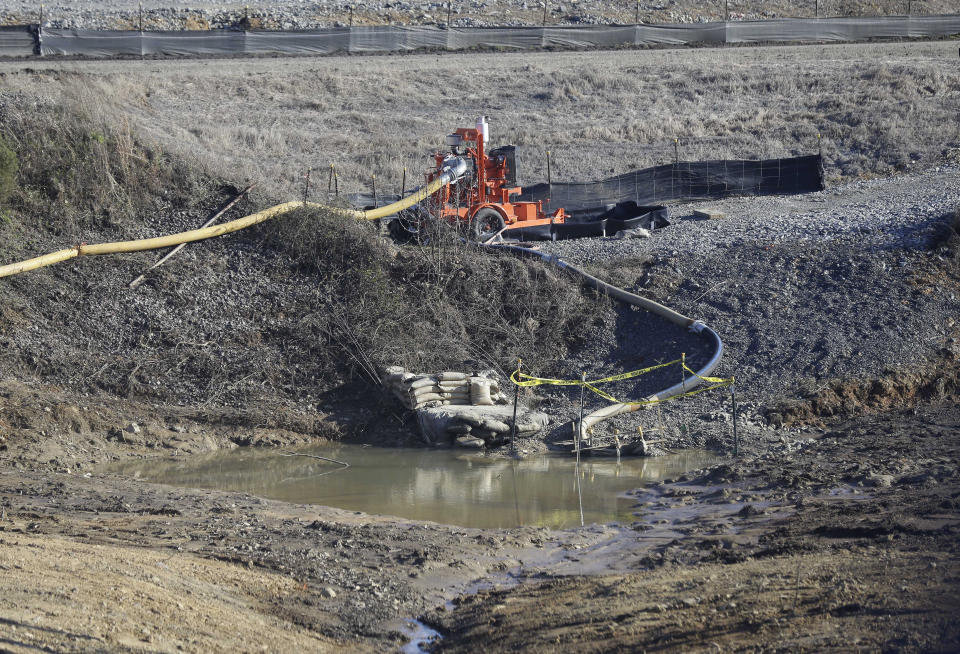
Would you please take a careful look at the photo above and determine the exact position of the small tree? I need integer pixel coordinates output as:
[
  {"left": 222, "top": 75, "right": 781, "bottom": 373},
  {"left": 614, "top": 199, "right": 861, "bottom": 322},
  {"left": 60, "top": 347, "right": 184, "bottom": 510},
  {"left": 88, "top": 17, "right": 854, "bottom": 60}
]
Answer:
[{"left": 0, "top": 135, "right": 17, "bottom": 207}]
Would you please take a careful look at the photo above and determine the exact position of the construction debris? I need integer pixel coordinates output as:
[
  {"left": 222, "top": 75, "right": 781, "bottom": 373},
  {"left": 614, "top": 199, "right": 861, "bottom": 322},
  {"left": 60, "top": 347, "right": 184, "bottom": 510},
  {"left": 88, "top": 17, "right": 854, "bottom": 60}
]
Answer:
[{"left": 693, "top": 208, "right": 725, "bottom": 220}]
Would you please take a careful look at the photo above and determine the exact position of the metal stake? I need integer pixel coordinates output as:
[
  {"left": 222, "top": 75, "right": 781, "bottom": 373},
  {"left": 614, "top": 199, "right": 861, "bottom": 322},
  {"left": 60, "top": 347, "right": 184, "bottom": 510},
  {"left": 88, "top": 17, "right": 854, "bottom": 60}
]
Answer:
[
  {"left": 680, "top": 352, "right": 687, "bottom": 392},
  {"left": 674, "top": 138, "right": 679, "bottom": 165},
  {"left": 731, "top": 377, "right": 739, "bottom": 457},
  {"left": 447, "top": 1, "right": 452, "bottom": 26},
  {"left": 328, "top": 164, "right": 334, "bottom": 195},
  {"left": 546, "top": 150, "right": 552, "bottom": 187},
  {"left": 511, "top": 359, "right": 520, "bottom": 456},
  {"left": 302, "top": 168, "right": 311, "bottom": 204},
  {"left": 725, "top": 0, "right": 729, "bottom": 21},
  {"left": 372, "top": 174, "right": 377, "bottom": 207},
  {"left": 575, "top": 371, "right": 586, "bottom": 528},
  {"left": 543, "top": 0, "right": 548, "bottom": 26},
  {"left": 401, "top": 166, "right": 407, "bottom": 195},
  {"left": 334, "top": 169, "right": 339, "bottom": 198},
  {"left": 577, "top": 372, "right": 586, "bottom": 452},
  {"left": 349, "top": 6, "right": 354, "bottom": 26},
  {"left": 636, "top": 0, "right": 640, "bottom": 24},
  {"left": 139, "top": 1, "right": 143, "bottom": 31},
  {"left": 39, "top": 3, "right": 43, "bottom": 26}
]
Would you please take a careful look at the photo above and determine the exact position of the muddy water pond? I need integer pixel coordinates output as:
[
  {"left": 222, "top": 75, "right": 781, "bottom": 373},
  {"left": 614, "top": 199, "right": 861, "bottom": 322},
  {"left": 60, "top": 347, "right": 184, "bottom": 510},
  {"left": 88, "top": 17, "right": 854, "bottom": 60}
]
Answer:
[{"left": 108, "top": 445, "right": 719, "bottom": 529}]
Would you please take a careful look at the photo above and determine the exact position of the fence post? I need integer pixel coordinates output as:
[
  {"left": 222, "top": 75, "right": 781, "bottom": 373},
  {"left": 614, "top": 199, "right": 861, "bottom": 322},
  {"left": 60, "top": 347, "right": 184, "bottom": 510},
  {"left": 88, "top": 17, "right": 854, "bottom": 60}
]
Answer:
[
  {"left": 577, "top": 372, "right": 586, "bottom": 453},
  {"left": 680, "top": 352, "right": 687, "bottom": 392},
  {"left": 543, "top": 0, "right": 548, "bottom": 26},
  {"left": 511, "top": 359, "right": 520, "bottom": 456},
  {"left": 302, "top": 168, "right": 311, "bottom": 204},
  {"left": 725, "top": 0, "right": 729, "bottom": 21},
  {"left": 731, "top": 377, "right": 739, "bottom": 457},
  {"left": 447, "top": 1, "right": 452, "bottom": 26},
  {"left": 401, "top": 166, "right": 406, "bottom": 196}
]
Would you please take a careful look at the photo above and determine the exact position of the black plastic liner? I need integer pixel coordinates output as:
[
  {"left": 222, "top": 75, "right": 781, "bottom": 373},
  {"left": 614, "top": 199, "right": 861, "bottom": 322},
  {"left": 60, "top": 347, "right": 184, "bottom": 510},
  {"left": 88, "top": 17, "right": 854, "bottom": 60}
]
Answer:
[
  {"left": 503, "top": 203, "right": 670, "bottom": 241},
  {"left": 518, "top": 154, "right": 825, "bottom": 211}
]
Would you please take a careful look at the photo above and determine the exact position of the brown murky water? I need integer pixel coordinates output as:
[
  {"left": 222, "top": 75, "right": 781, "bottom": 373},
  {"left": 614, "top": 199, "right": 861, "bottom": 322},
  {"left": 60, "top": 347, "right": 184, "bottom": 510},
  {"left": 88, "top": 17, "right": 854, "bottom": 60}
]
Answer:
[{"left": 107, "top": 445, "right": 719, "bottom": 529}]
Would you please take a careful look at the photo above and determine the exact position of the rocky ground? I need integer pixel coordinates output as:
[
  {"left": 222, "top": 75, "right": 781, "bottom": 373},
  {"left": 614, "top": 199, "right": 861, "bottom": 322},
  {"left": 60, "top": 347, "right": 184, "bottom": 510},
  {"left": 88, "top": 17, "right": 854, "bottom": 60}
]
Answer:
[{"left": 2, "top": 0, "right": 954, "bottom": 31}]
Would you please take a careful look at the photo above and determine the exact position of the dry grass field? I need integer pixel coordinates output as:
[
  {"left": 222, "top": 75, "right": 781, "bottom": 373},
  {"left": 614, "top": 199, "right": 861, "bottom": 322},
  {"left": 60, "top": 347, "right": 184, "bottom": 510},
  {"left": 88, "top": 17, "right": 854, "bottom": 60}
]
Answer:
[{"left": 1, "top": 39, "right": 957, "bottom": 202}]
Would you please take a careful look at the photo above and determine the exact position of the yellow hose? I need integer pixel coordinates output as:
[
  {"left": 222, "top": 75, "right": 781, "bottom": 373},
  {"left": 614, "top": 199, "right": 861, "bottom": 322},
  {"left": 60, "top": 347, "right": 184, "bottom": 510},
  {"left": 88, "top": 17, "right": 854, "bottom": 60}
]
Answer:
[{"left": 0, "top": 176, "right": 447, "bottom": 279}]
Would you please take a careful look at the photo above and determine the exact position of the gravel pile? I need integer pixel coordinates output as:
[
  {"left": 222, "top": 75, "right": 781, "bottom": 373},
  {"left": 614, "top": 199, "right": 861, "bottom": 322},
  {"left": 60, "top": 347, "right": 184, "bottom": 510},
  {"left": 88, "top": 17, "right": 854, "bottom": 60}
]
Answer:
[
  {"left": 540, "top": 163, "right": 960, "bottom": 412},
  {"left": 1, "top": 0, "right": 954, "bottom": 31}
]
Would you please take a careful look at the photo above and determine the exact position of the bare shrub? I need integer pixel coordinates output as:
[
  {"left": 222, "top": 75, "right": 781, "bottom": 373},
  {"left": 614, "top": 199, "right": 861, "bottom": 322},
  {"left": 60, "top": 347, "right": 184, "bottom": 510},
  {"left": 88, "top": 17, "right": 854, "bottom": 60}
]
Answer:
[
  {"left": 260, "top": 206, "right": 603, "bottom": 383},
  {"left": 0, "top": 134, "right": 16, "bottom": 208}
]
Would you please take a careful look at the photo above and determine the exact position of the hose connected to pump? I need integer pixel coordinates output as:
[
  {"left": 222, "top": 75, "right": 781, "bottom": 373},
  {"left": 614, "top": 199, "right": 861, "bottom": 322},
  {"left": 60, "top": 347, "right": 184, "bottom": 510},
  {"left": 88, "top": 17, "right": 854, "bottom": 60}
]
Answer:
[
  {"left": 0, "top": 156, "right": 469, "bottom": 279},
  {"left": 488, "top": 243, "right": 724, "bottom": 438}
]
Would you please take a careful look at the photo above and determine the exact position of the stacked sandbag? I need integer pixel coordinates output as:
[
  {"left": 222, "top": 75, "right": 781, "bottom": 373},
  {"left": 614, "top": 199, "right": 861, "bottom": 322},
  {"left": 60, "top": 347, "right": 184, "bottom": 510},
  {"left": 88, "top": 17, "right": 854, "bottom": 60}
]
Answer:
[
  {"left": 382, "top": 367, "right": 508, "bottom": 411},
  {"left": 448, "top": 411, "right": 550, "bottom": 449}
]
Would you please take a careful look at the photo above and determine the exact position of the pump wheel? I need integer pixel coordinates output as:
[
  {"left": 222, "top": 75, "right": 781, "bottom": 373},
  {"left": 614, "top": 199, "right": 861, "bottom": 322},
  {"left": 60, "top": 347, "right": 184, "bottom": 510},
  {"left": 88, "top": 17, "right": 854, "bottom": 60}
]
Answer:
[{"left": 471, "top": 208, "right": 506, "bottom": 242}]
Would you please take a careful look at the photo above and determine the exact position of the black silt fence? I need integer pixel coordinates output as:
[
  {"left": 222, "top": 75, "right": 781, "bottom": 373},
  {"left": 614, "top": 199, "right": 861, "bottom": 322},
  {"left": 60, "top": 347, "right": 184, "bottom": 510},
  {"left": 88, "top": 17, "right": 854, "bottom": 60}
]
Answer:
[{"left": 518, "top": 154, "right": 825, "bottom": 211}]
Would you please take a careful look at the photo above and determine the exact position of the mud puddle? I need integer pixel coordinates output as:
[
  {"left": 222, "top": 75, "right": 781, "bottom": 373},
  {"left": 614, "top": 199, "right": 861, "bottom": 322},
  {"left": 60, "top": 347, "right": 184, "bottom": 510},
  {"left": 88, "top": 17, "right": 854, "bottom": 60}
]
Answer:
[{"left": 104, "top": 444, "right": 719, "bottom": 528}]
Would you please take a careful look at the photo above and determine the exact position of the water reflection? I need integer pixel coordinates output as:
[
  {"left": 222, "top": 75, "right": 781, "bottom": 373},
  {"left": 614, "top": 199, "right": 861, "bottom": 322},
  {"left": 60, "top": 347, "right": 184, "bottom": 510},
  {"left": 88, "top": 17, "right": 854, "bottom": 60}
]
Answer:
[{"left": 107, "top": 445, "right": 718, "bottom": 529}]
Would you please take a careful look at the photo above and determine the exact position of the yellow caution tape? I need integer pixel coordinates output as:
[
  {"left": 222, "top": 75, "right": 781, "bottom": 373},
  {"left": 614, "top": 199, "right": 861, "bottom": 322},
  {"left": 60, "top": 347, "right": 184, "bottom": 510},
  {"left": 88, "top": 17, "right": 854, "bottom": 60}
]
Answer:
[
  {"left": 510, "top": 359, "right": 681, "bottom": 388},
  {"left": 682, "top": 362, "right": 734, "bottom": 385},
  {"left": 510, "top": 358, "right": 735, "bottom": 406}
]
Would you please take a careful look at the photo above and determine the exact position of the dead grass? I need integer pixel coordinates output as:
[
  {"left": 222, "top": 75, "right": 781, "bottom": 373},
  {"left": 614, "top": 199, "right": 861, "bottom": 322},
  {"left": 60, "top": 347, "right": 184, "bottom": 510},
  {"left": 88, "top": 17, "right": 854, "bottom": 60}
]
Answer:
[{"left": 1, "top": 40, "right": 954, "bottom": 201}]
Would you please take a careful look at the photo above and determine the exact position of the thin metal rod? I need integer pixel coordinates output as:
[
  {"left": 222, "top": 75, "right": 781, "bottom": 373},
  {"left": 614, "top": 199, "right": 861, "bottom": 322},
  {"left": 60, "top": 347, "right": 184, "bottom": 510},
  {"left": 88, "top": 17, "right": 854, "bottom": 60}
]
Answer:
[
  {"left": 575, "top": 372, "right": 586, "bottom": 528},
  {"left": 577, "top": 372, "right": 586, "bottom": 452},
  {"left": 280, "top": 450, "right": 349, "bottom": 470},
  {"left": 303, "top": 167, "right": 311, "bottom": 204},
  {"left": 511, "top": 359, "right": 520, "bottom": 456},
  {"left": 636, "top": 0, "right": 640, "bottom": 24},
  {"left": 731, "top": 378, "right": 739, "bottom": 457},
  {"left": 447, "top": 0, "right": 452, "bottom": 26},
  {"left": 543, "top": 0, "right": 548, "bottom": 25},
  {"left": 128, "top": 183, "right": 255, "bottom": 289},
  {"left": 328, "top": 164, "right": 334, "bottom": 195},
  {"left": 372, "top": 174, "right": 377, "bottom": 207},
  {"left": 401, "top": 166, "right": 407, "bottom": 196}
]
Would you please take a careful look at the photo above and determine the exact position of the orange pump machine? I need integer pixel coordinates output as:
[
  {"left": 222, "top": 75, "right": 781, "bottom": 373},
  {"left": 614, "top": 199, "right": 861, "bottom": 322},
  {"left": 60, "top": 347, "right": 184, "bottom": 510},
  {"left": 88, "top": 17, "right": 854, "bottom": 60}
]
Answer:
[{"left": 423, "top": 116, "right": 565, "bottom": 240}]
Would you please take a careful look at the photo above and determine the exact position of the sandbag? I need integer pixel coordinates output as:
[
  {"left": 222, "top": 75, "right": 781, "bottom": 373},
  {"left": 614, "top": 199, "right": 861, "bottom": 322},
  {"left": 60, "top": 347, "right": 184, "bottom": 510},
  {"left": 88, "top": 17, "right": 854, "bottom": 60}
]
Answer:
[{"left": 470, "top": 378, "right": 494, "bottom": 406}]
